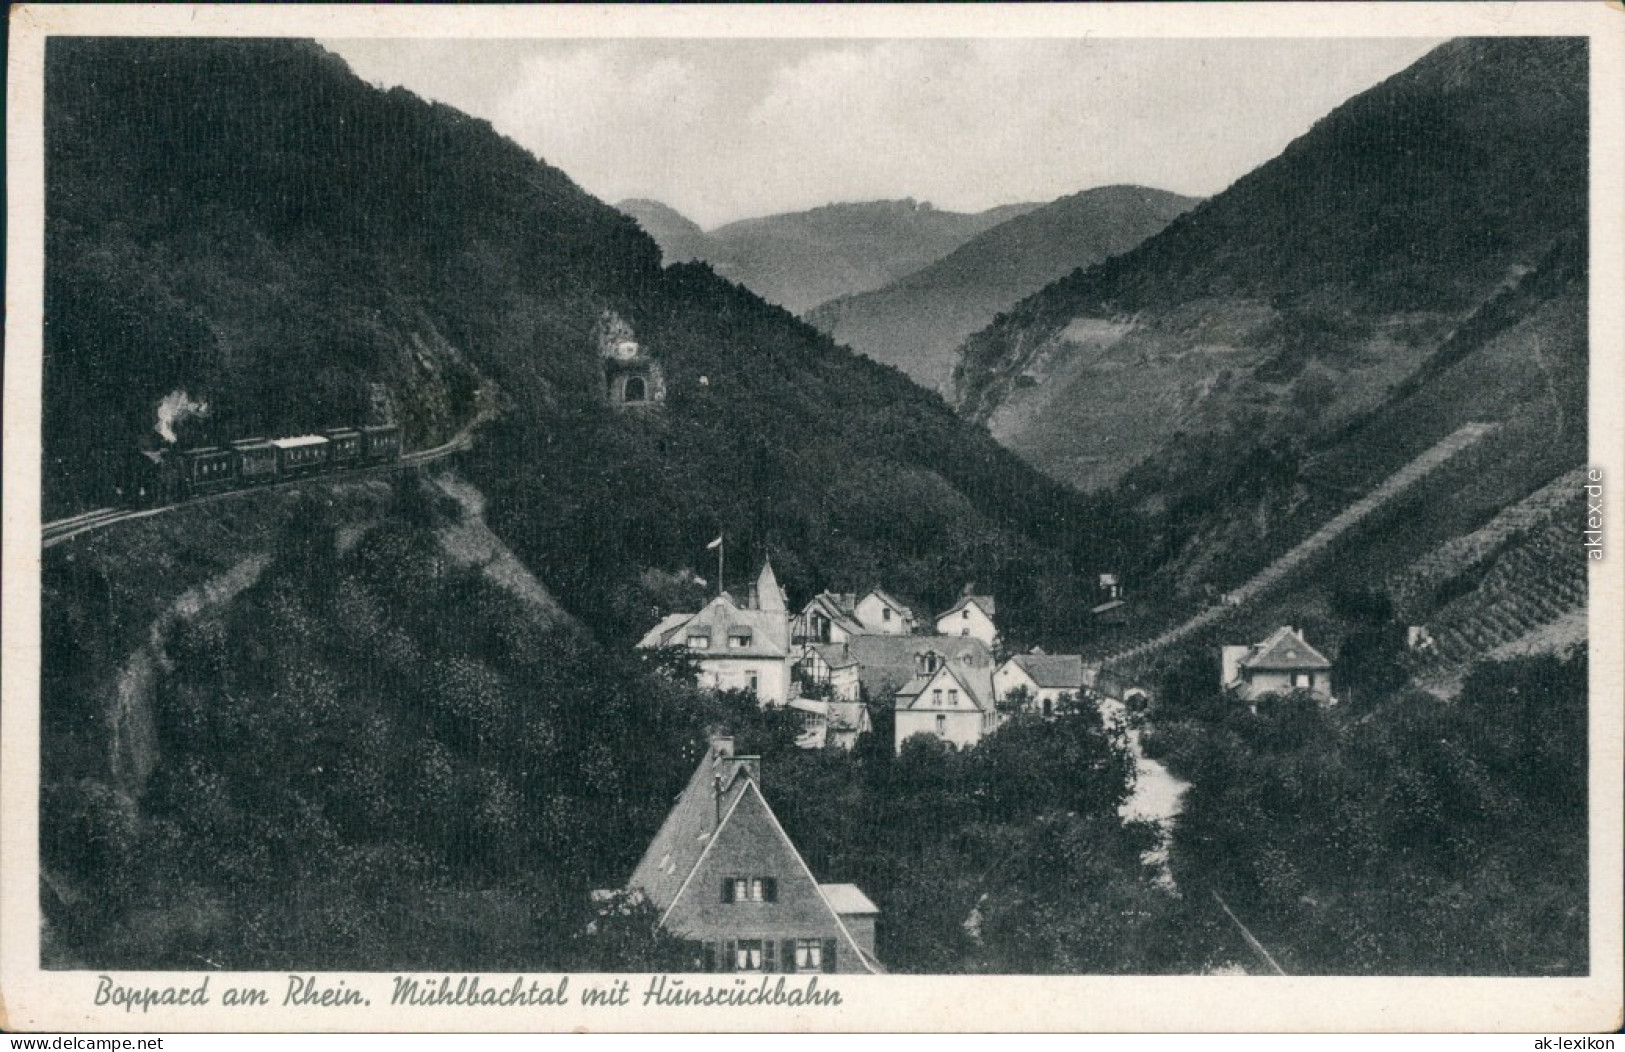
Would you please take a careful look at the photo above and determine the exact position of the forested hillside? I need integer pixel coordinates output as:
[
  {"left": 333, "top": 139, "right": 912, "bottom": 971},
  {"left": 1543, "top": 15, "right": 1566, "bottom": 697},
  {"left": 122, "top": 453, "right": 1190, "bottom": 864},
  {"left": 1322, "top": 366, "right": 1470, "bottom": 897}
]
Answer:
[
  {"left": 805, "top": 186, "right": 1197, "bottom": 391},
  {"left": 46, "top": 38, "right": 1136, "bottom": 648},
  {"left": 949, "top": 38, "right": 1587, "bottom": 642},
  {"left": 41, "top": 38, "right": 1147, "bottom": 970}
]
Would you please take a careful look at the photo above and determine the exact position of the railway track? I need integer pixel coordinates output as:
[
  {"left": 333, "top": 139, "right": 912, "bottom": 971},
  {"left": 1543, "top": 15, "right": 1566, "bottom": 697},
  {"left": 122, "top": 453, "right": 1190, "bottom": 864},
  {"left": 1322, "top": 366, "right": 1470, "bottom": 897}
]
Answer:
[{"left": 41, "top": 416, "right": 485, "bottom": 550}]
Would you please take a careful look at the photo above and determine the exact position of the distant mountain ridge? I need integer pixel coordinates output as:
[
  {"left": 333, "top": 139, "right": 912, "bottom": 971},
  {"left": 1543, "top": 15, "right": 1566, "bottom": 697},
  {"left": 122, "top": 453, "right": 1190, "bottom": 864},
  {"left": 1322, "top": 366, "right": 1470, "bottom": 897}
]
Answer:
[
  {"left": 805, "top": 185, "right": 1199, "bottom": 391},
  {"left": 618, "top": 196, "right": 1040, "bottom": 314}
]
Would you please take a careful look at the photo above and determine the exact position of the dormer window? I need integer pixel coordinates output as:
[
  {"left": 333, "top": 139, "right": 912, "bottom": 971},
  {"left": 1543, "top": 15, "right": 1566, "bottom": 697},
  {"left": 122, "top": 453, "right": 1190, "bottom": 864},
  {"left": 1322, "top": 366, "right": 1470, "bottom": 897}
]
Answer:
[
  {"left": 687, "top": 634, "right": 711, "bottom": 650},
  {"left": 729, "top": 631, "right": 753, "bottom": 649}
]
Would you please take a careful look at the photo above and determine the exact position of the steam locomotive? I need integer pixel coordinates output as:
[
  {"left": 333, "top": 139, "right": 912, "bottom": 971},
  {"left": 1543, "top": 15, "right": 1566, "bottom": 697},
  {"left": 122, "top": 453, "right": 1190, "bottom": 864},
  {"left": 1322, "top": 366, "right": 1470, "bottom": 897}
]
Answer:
[{"left": 125, "top": 424, "right": 402, "bottom": 505}]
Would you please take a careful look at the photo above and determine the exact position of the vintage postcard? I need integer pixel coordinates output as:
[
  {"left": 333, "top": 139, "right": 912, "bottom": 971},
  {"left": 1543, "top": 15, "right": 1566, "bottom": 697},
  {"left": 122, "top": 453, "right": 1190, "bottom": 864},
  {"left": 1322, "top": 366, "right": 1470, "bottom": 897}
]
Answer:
[{"left": 3, "top": 2, "right": 1621, "bottom": 1033}]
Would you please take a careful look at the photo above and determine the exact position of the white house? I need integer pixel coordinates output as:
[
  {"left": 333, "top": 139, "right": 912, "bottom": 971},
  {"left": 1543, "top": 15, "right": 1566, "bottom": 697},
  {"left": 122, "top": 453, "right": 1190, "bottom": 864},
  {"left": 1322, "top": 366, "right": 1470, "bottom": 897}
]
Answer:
[
  {"left": 1221, "top": 626, "right": 1335, "bottom": 704},
  {"left": 935, "top": 592, "right": 998, "bottom": 648},
  {"left": 993, "top": 652, "right": 1088, "bottom": 717},
  {"left": 854, "top": 589, "right": 916, "bottom": 635},
  {"left": 791, "top": 592, "right": 866, "bottom": 646},
  {"left": 637, "top": 560, "right": 794, "bottom": 705},
  {"left": 894, "top": 662, "right": 998, "bottom": 753}
]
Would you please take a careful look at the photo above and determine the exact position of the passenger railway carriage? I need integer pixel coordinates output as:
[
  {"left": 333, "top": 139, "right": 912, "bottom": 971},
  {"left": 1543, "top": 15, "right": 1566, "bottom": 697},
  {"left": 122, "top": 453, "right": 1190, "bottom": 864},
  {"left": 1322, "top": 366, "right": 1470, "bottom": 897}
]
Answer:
[{"left": 124, "top": 423, "right": 402, "bottom": 504}]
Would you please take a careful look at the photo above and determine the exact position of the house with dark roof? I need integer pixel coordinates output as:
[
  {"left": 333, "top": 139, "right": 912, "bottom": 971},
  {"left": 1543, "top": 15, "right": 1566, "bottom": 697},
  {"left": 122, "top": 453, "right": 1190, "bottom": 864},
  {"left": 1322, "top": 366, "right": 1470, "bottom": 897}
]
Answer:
[
  {"left": 1221, "top": 626, "right": 1335, "bottom": 703},
  {"left": 994, "top": 651, "right": 1090, "bottom": 717},
  {"left": 846, "top": 633, "right": 996, "bottom": 710},
  {"left": 627, "top": 737, "right": 881, "bottom": 973},
  {"left": 794, "top": 641, "right": 861, "bottom": 702},
  {"left": 894, "top": 660, "right": 999, "bottom": 752},
  {"left": 934, "top": 590, "right": 998, "bottom": 647},
  {"left": 636, "top": 560, "right": 793, "bottom": 704},
  {"left": 854, "top": 588, "right": 916, "bottom": 635},
  {"left": 791, "top": 592, "right": 866, "bottom": 646}
]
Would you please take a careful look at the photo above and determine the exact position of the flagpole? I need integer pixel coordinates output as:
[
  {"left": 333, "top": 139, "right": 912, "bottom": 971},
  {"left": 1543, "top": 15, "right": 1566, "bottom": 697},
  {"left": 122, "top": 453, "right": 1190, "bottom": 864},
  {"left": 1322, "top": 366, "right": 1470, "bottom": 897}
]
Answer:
[{"left": 718, "top": 538, "right": 724, "bottom": 597}]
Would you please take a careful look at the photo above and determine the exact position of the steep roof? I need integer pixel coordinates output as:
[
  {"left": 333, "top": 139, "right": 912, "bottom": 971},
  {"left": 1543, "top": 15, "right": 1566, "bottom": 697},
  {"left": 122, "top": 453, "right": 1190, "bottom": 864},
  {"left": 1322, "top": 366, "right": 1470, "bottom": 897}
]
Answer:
[
  {"left": 806, "top": 641, "right": 859, "bottom": 670},
  {"left": 798, "top": 593, "right": 866, "bottom": 637},
  {"left": 1240, "top": 627, "right": 1332, "bottom": 671},
  {"left": 632, "top": 739, "right": 880, "bottom": 973},
  {"left": 639, "top": 593, "right": 790, "bottom": 657},
  {"left": 895, "top": 661, "right": 992, "bottom": 711},
  {"left": 849, "top": 633, "right": 994, "bottom": 703},
  {"left": 860, "top": 588, "right": 915, "bottom": 619},
  {"left": 753, "top": 558, "right": 788, "bottom": 615},
  {"left": 637, "top": 612, "right": 693, "bottom": 649},
  {"left": 1010, "top": 653, "right": 1086, "bottom": 690},
  {"left": 627, "top": 739, "right": 757, "bottom": 913},
  {"left": 936, "top": 594, "right": 996, "bottom": 621}
]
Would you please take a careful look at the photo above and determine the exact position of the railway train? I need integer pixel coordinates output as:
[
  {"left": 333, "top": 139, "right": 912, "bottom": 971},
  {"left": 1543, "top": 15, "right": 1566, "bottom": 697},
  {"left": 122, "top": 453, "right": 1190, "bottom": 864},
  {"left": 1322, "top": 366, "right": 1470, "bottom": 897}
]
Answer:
[{"left": 125, "top": 424, "right": 402, "bottom": 505}]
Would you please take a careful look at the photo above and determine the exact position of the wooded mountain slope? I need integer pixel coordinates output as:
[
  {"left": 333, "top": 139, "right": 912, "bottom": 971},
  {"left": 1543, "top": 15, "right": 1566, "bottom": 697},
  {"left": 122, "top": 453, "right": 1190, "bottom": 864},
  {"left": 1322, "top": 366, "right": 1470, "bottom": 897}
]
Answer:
[
  {"left": 954, "top": 38, "right": 1586, "bottom": 500},
  {"left": 806, "top": 186, "right": 1198, "bottom": 392}
]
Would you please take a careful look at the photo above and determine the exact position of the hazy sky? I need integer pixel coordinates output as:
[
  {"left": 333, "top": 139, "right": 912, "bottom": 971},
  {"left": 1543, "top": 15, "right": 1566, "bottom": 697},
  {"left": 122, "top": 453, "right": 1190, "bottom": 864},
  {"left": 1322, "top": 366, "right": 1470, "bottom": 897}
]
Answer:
[{"left": 323, "top": 37, "right": 1442, "bottom": 229}]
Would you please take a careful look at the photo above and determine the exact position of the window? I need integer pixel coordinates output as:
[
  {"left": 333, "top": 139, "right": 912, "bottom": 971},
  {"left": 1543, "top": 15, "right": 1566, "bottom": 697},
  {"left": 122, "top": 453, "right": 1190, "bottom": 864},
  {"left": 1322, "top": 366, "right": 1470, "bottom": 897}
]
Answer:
[
  {"left": 932, "top": 689, "right": 942, "bottom": 706},
  {"left": 948, "top": 689, "right": 959, "bottom": 706},
  {"left": 961, "top": 628, "right": 970, "bottom": 638},
  {"left": 936, "top": 714, "right": 947, "bottom": 736},
  {"left": 687, "top": 634, "right": 710, "bottom": 650},
  {"left": 729, "top": 631, "right": 752, "bottom": 648},
  {"left": 795, "top": 939, "right": 823, "bottom": 971},
  {"left": 882, "top": 608, "right": 892, "bottom": 622},
  {"left": 747, "top": 672, "right": 759, "bottom": 695},
  {"left": 722, "top": 877, "right": 777, "bottom": 903},
  {"left": 1293, "top": 672, "right": 1312, "bottom": 688},
  {"left": 963, "top": 610, "right": 970, "bottom": 620},
  {"left": 735, "top": 940, "right": 763, "bottom": 971},
  {"left": 624, "top": 376, "right": 647, "bottom": 402}
]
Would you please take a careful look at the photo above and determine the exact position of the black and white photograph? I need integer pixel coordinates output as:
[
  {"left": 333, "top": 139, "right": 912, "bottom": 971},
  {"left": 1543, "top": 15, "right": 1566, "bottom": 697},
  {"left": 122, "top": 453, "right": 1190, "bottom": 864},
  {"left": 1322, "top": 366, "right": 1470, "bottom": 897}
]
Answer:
[{"left": 3, "top": 2, "right": 1621, "bottom": 1034}]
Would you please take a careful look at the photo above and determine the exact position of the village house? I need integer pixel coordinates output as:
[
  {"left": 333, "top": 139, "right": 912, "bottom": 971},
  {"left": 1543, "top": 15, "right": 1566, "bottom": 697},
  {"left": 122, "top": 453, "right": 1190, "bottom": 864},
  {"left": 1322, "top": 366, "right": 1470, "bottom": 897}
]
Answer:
[
  {"left": 637, "top": 560, "right": 793, "bottom": 705},
  {"left": 627, "top": 737, "right": 881, "bottom": 973},
  {"left": 993, "top": 650, "right": 1089, "bottom": 717},
  {"left": 846, "top": 633, "right": 996, "bottom": 709},
  {"left": 794, "top": 642, "right": 861, "bottom": 702},
  {"left": 853, "top": 588, "right": 916, "bottom": 635},
  {"left": 894, "top": 661, "right": 999, "bottom": 752},
  {"left": 934, "top": 590, "right": 998, "bottom": 647},
  {"left": 1221, "top": 626, "right": 1335, "bottom": 703},
  {"left": 790, "top": 592, "right": 866, "bottom": 646}
]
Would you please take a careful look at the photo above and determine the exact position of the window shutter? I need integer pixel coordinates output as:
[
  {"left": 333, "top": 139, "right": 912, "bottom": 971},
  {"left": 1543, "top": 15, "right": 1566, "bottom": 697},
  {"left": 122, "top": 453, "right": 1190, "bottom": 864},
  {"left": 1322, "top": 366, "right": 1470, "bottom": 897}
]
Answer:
[
  {"left": 764, "top": 939, "right": 777, "bottom": 973},
  {"left": 763, "top": 877, "right": 778, "bottom": 902},
  {"left": 721, "top": 879, "right": 734, "bottom": 903},
  {"left": 822, "top": 938, "right": 838, "bottom": 973},
  {"left": 781, "top": 939, "right": 797, "bottom": 973},
  {"left": 723, "top": 940, "right": 737, "bottom": 972}
]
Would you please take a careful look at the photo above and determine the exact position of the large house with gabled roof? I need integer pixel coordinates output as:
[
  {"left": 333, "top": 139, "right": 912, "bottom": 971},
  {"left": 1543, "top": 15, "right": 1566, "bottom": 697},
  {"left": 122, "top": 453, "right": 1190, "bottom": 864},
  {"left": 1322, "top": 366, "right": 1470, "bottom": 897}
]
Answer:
[
  {"left": 1221, "top": 626, "right": 1335, "bottom": 703},
  {"left": 894, "top": 660, "right": 999, "bottom": 752},
  {"left": 627, "top": 736, "right": 881, "bottom": 973},
  {"left": 791, "top": 592, "right": 866, "bottom": 646},
  {"left": 637, "top": 560, "right": 793, "bottom": 704}
]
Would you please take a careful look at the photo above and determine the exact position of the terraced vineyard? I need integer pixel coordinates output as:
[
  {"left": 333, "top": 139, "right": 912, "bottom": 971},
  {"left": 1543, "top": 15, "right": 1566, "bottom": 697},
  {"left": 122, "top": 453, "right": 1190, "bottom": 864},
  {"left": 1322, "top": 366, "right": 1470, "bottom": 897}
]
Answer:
[
  {"left": 1103, "top": 423, "right": 1498, "bottom": 670},
  {"left": 1404, "top": 496, "right": 1588, "bottom": 688},
  {"left": 1387, "top": 467, "right": 1588, "bottom": 618}
]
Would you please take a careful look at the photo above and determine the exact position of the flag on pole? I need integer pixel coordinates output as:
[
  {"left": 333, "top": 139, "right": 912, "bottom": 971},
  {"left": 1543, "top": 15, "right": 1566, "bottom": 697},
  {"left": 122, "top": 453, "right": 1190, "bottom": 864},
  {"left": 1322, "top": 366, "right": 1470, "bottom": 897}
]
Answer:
[{"left": 705, "top": 536, "right": 723, "bottom": 550}]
